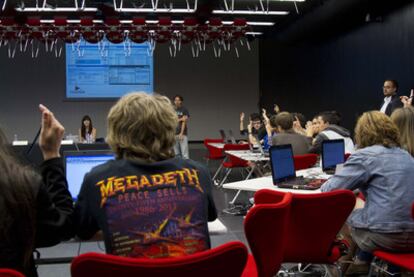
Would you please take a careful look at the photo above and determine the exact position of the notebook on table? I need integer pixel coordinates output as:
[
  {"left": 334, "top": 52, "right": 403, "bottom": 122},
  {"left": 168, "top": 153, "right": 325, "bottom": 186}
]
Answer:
[
  {"left": 64, "top": 150, "right": 115, "bottom": 200},
  {"left": 269, "top": 144, "right": 325, "bottom": 190},
  {"left": 322, "top": 139, "right": 345, "bottom": 174}
]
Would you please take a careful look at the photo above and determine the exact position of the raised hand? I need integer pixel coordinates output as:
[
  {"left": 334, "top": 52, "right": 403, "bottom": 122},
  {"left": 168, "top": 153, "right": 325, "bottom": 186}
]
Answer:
[
  {"left": 400, "top": 89, "right": 413, "bottom": 108},
  {"left": 240, "top": 112, "right": 245, "bottom": 122},
  {"left": 39, "top": 104, "right": 65, "bottom": 160}
]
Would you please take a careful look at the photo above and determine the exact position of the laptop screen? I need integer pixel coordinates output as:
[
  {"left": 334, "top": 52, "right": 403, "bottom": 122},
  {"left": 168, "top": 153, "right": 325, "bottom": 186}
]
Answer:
[
  {"left": 219, "top": 129, "right": 227, "bottom": 142},
  {"left": 322, "top": 139, "right": 345, "bottom": 171},
  {"left": 64, "top": 151, "right": 115, "bottom": 199},
  {"left": 269, "top": 145, "right": 296, "bottom": 182},
  {"left": 228, "top": 129, "right": 237, "bottom": 144}
]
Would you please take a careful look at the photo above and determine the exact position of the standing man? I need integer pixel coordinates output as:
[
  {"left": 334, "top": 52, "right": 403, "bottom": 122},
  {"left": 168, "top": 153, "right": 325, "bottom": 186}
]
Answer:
[
  {"left": 380, "top": 79, "right": 403, "bottom": 116},
  {"left": 174, "top": 95, "right": 190, "bottom": 159}
]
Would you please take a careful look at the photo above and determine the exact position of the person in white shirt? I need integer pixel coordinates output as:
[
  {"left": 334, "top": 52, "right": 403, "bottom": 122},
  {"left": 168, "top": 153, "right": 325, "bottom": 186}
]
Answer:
[{"left": 380, "top": 79, "right": 403, "bottom": 116}]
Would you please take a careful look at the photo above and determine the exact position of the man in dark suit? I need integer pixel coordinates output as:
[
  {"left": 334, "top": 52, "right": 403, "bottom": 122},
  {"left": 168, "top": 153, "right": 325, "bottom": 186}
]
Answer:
[{"left": 380, "top": 79, "right": 403, "bottom": 116}]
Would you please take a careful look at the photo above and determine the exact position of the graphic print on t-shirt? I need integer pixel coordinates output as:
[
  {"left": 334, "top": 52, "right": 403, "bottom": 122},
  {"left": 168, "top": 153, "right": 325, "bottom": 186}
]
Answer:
[{"left": 95, "top": 167, "right": 209, "bottom": 258}]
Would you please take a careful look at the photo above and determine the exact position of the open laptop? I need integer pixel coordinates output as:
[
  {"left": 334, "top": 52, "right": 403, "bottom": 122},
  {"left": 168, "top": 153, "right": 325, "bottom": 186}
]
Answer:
[
  {"left": 269, "top": 145, "right": 325, "bottom": 190},
  {"left": 227, "top": 129, "right": 237, "bottom": 144},
  {"left": 322, "top": 139, "right": 345, "bottom": 174},
  {"left": 64, "top": 150, "right": 115, "bottom": 200},
  {"left": 219, "top": 129, "right": 228, "bottom": 143},
  {"left": 248, "top": 134, "right": 269, "bottom": 157}
]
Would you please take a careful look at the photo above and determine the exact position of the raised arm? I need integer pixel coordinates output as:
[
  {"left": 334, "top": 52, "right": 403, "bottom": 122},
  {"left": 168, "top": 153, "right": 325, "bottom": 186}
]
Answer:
[{"left": 35, "top": 104, "right": 74, "bottom": 247}]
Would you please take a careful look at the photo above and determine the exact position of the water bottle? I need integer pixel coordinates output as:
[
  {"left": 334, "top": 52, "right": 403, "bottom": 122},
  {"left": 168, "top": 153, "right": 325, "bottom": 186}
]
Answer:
[{"left": 13, "top": 134, "right": 18, "bottom": 142}]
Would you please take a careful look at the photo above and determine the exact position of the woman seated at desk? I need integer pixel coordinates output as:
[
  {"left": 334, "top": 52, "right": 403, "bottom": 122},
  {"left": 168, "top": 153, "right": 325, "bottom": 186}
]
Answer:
[
  {"left": 78, "top": 115, "right": 96, "bottom": 143},
  {"left": 321, "top": 111, "right": 414, "bottom": 275}
]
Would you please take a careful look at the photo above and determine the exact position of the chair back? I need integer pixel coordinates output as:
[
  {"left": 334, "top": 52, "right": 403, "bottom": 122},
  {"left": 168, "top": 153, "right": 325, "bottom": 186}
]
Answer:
[
  {"left": 223, "top": 144, "right": 250, "bottom": 168},
  {"left": 256, "top": 189, "right": 355, "bottom": 264},
  {"left": 293, "top": 154, "right": 318, "bottom": 170},
  {"left": 412, "top": 202, "right": 414, "bottom": 220},
  {"left": 244, "top": 191, "right": 292, "bottom": 277},
  {"left": 203, "top": 138, "right": 225, "bottom": 159},
  {"left": 71, "top": 241, "right": 248, "bottom": 277},
  {"left": 344, "top": 153, "right": 351, "bottom": 161},
  {"left": 0, "top": 269, "right": 25, "bottom": 277}
]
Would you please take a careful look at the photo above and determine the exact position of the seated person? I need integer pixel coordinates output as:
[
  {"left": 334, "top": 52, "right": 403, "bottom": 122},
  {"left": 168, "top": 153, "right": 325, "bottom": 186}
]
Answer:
[
  {"left": 78, "top": 115, "right": 97, "bottom": 143},
  {"left": 271, "top": 112, "right": 311, "bottom": 155},
  {"left": 240, "top": 112, "right": 267, "bottom": 143},
  {"left": 0, "top": 105, "right": 74, "bottom": 277},
  {"left": 308, "top": 111, "right": 355, "bottom": 154},
  {"left": 321, "top": 111, "right": 414, "bottom": 272},
  {"left": 304, "top": 115, "right": 321, "bottom": 138},
  {"left": 391, "top": 106, "right": 414, "bottom": 157},
  {"left": 262, "top": 108, "right": 276, "bottom": 151},
  {"left": 292, "top": 112, "right": 307, "bottom": 136},
  {"left": 74, "top": 92, "right": 217, "bottom": 258}
]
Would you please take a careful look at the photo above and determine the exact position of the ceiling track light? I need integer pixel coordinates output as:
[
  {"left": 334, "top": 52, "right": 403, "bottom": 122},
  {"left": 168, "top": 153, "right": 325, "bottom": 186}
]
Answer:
[{"left": 213, "top": 10, "right": 289, "bottom": 15}]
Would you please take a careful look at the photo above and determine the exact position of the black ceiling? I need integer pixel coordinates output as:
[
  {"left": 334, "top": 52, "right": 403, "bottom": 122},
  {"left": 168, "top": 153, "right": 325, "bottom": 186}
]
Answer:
[{"left": 2, "top": 0, "right": 413, "bottom": 42}]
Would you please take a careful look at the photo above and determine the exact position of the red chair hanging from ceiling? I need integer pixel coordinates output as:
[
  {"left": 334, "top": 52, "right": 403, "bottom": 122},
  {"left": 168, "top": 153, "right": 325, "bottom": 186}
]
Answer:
[
  {"left": 231, "top": 18, "right": 248, "bottom": 39},
  {"left": 154, "top": 17, "right": 172, "bottom": 43},
  {"left": 207, "top": 18, "right": 222, "bottom": 41},
  {"left": 54, "top": 17, "right": 80, "bottom": 44},
  {"left": 129, "top": 17, "right": 147, "bottom": 43},
  {"left": 81, "top": 17, "right": 103, "bottom": 44},
  {"left": 1, "top": 17, "right": 18, "bottom": 41},
  {"left": 180, "top": 17, "right": 198, "bottom": 44},
  {"left": 105, "top": 18, "right": 124, "bottom": 44},
  {"left": 26, "top": 17, "right": 43, "bottom": 40},
  {"left": 197, "top": 24, "right": 211, "bottom": 45}
]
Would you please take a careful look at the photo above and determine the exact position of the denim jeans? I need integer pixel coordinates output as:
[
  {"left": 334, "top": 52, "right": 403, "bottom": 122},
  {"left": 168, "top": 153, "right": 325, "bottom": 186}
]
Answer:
[{"left": 174, "top": 135, "right": 189, "bottom": 159}]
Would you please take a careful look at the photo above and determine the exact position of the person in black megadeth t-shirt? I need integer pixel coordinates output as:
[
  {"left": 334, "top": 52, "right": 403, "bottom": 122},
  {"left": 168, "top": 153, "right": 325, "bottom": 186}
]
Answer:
[{"left": 74, "top": 92, "right": 217, "bottom": 258}]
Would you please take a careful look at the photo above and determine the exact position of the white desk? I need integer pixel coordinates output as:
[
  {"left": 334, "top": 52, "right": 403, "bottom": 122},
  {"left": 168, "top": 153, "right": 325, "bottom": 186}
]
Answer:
[
  {"left": 208, "top": 142, "right": 225, "bottom": 149},
  {"left": 225, "top": 150, "right": 269, "bottom": 162},
  {"left": 223, "top": 167, "right": 332, "bottom": 195}
]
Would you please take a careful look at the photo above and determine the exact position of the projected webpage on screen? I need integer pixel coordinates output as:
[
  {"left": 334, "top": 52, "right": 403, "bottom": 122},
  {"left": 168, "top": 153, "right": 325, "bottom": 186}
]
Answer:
[{"left": 66, "top": 42, "right": 153, "bottom": 99}]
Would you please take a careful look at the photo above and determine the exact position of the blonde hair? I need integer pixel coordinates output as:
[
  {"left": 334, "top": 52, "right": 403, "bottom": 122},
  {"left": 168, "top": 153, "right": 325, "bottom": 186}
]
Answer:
[
  {"left": 354, "top": 111, "right": 400, "bottom": 149},
  {"left": 106, "top": 92, "right": 178, "bottom": 162},
  {"left": 391, "top": 107, "right": 414, "bottom": 156}
]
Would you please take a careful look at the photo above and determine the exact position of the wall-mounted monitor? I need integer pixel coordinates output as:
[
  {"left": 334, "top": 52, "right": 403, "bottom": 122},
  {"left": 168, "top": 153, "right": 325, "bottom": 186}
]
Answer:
[{"left": 65, "top": 42, "right": 153, "bottom": 99}]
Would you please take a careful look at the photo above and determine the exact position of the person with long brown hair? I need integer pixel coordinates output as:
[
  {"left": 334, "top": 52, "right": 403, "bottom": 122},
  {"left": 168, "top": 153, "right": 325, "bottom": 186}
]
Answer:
[
  {"left": 321, "top": 111, "right": 414, "bottom": 274},
  {"left": 391, "top": 106, "right": 414, "bottom": 156},
  {"left": 78, "top": 115, "right": 97, "bottom": 143},
  {"left": 0, "top": 105, "right": 74, "bottom": 276}
]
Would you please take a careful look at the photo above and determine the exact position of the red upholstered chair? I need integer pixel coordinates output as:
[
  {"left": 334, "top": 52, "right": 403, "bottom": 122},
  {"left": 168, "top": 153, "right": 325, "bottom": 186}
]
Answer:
[
  {"left": 218, "top": 143, "right": 250, "bottom": 187},
  {"left": 0, "top": 269, "right": 25, "bottom": 277},
  {"left": 204, "top": 138, "right": 226, "bottom": 181},
  {"left": 368, "top": 202, "right": 414, "bottom": 275},
  {"left": 254, "top": 190, "right": 355, "bottom": 276},
  {"left": 203, "top": 138, "right": 225, "bottom": 164},
  {"left": 293, "top": 154, "right": 318, "bottom": 170},
  {"left": 243, "top": 191, "right": 292, "bottom": 277},
  {"left": 71, "top": 241, "right": 248, "bottom": 277}
]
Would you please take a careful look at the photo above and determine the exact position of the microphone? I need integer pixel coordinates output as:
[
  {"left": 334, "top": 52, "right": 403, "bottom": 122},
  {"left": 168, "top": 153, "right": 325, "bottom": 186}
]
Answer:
[{"left": 25, "top": 126, "right": 41, "bottom": 156}]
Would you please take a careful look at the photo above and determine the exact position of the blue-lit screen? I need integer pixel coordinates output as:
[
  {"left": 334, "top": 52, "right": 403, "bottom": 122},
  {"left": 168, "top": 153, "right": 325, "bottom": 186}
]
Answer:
[
  {"left": 322, "top": 140, "right": 345, "bottom": 170},
  {"left": 270, "top": 146, "right": 295, "bottom": 181},
  {"left": 65, "top": 42, "right": 153, "bottom": 99},
  {"left": 65, "top": 154, "right": 114, "bottom": 199}
]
